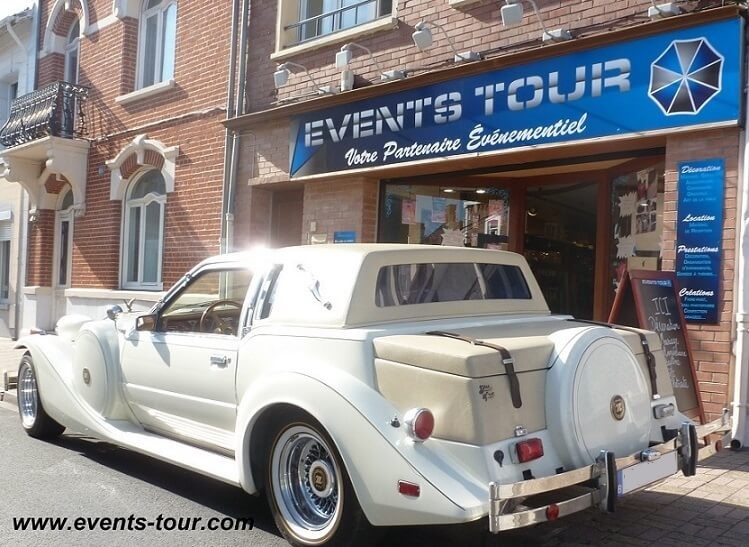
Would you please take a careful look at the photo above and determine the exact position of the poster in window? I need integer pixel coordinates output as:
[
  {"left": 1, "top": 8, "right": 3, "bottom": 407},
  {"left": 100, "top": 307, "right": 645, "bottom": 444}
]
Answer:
[
  {"left": 488, "top": 199, "right": 504, "bottom": 218},
  {"left": 401, "top": 199, "right": 416, "bottom": 224},
  {"left": 432, "top": 197, "right": 446, "bottom": 223}
]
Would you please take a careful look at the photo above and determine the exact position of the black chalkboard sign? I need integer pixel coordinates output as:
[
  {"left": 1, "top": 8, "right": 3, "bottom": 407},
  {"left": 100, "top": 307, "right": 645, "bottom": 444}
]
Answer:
[{"left": 609, "top": 269, "right": 704, "bottom": 420}]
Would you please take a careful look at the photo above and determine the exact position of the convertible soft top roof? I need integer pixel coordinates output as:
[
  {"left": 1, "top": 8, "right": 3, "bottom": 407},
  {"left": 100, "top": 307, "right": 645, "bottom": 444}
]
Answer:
[{"left": 198, "top": 244, "right": 550, "bottom": 328}]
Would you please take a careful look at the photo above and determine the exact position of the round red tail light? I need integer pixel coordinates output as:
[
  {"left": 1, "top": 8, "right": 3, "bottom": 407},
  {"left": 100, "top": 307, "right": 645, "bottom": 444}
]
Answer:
[
  {"left": 546, "top": 504, "right": 560, "bottom": 521},
  {"left": 404, "top": 408, "right": 435, "bottom": 442}
]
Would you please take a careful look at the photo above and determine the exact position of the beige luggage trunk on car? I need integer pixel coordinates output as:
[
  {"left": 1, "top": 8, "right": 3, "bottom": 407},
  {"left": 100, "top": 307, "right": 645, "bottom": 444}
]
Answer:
[{"left": 373, "top": 319, "right": 670, "bottom": 445}]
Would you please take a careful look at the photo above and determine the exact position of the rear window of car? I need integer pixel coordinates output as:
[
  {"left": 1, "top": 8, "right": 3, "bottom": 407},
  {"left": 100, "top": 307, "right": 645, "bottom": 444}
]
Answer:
[{"left": 375, "top": 262, "right": 531, "bottom": 307}]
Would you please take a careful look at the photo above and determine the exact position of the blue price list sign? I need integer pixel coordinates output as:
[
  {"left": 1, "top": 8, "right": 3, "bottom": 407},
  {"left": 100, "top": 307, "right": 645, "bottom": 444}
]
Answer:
[{"left": 675, "top": 159, "right": 724, "bottom": 323}]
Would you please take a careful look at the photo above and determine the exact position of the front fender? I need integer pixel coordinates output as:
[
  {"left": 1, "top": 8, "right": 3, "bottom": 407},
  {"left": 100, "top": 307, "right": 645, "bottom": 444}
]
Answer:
[
  {"left": 236, "top": 369, "right": 488, "bottom": 527},
  {"left": 14, "top": 334, "right": 100, "bottom": 435}
]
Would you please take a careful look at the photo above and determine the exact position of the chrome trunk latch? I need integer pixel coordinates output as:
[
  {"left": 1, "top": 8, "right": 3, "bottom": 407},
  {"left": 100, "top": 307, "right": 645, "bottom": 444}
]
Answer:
[{"left": 639, "top": 449, "right": 662, "bottom": 462}]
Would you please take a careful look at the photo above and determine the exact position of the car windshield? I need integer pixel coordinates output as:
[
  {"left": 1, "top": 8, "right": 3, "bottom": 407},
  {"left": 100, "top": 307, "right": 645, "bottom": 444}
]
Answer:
[
  {"left": 161, "top": 269, "right": 252, "bottom": 317},
  {"left": 375, "top": 262, "right": 531, "bottom": 307}
]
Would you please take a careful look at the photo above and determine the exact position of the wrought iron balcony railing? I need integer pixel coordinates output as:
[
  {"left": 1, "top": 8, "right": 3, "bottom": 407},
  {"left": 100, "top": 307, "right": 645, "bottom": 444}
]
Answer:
[{"left": 0, "top": 81, "right": 89, "bottom": 148}]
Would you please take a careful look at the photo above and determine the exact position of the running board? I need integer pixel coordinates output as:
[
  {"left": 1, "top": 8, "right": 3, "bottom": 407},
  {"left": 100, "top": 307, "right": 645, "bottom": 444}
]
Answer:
[{"left": 101, "top": 420, "right": 240, "bottom": 486}]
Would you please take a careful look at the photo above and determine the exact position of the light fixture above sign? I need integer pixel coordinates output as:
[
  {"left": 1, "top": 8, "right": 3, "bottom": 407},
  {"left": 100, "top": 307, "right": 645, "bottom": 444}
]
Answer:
[
  {"left": 412, "top": 21, "right": 481, "bottom": 63},
  {"left": 274, "top": 62, "right": 335, "bottom": 95},
  {"left": 336, "top": 43, "right": 406, "bottom": 82},
  {"left": 500, "top": 0, "right": 572, "bottom": 42}
]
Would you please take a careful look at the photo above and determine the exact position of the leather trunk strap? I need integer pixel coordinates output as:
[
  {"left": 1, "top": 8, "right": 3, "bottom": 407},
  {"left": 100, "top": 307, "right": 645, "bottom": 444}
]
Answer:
[
  {"left": 426, "top": 331, "right": 522, "bottom": 408},
  {"left": 568, "top": 319, "right": 659, "bottom": 398}
]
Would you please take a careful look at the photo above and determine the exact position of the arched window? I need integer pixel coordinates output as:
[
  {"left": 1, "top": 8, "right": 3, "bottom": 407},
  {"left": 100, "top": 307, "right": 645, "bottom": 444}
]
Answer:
[
  {"left": 55, "top": 188, "right": 75, "bottom": 288},
  {"left": 64, "top": 21, "right": 80, "bottom": 84},
  {"left": 122, "top": 170, "right": 166, "bottom": 289},
  {"left": 138, "top": 0, "right": 177, "bottom": 89}
]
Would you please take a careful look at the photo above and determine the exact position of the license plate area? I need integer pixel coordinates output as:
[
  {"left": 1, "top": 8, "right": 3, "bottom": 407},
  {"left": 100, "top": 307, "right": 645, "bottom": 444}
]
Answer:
[{"left": 617, "top": 450, "right": 678, "bottom": 496}]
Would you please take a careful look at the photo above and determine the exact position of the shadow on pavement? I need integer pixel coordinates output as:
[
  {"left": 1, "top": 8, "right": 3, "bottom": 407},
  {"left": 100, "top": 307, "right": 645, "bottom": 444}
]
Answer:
[
  {"left": 48, "top": 433, "right": 283, "bottom": 539},
  {"left": 44, "top": 433, "right": 749, "bottom": 547}
]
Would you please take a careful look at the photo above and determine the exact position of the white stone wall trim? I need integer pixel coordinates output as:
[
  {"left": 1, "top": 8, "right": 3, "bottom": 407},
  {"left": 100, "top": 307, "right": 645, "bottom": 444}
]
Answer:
[
  {"left": 64, "top": 287, "right": 165, "bottom": 301},
  {"left": 113, "top": 0, "right": 140, "bottom": 20},
  {"left": 42, "top": 0, "right": 91, "bottom": 56},
  {"left": 114, "top": 79, "right": 175, "bottom": 105},
  {"left": 107, "top": 134, "right": 179, "bottom": 201}
]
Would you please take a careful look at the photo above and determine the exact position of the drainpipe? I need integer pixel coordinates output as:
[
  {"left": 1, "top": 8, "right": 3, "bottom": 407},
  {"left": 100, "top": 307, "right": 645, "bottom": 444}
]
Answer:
[
  {"left": 731, "top": 33, "right": 749, "bottom": 448},
  {"left": 220, "top": 0, "right": 241, "bottom": 254},
  {"left": 225, "top": 0, "right": 251, "bottom": 253}
]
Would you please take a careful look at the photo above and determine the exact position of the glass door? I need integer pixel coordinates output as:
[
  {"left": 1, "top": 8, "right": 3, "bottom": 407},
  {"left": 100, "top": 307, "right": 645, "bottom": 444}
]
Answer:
[{"left": 523, "top": 181, "right": 598, "bottom": 319}]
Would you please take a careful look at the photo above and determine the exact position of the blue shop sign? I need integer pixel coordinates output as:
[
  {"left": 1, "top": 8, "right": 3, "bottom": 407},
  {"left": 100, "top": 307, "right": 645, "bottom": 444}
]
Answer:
[
  {"left": 676, "top": 159, "right": 724, "bottom": 324},
  {"left": 290, "top": 18, "right": 742, "bottom": 178},
  {"left": 333, "top": 230, "right": 356, "bottom": 243}
]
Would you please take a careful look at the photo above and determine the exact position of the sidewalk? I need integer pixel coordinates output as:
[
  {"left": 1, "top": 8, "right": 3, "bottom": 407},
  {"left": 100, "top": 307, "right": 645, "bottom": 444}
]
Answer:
[
  {"left": 507, "top": 446, "right": 749, "bottom": 546},
  {"left": 0, "top": 337, "right": 24, "bottom": 406}
]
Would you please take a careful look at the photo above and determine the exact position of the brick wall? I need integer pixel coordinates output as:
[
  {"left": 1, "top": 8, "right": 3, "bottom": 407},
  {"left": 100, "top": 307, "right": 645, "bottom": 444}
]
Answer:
[
  {"left": 30, "top": 0, "right": 233, "bottom": 289},
  {"left": 661, "top": 128, "right": 739, "bottom": 421},
  {"left": 26, "top": 210, "right": 54, "bottom": 287},
  {"left": 247, "top": 0, "right": 668, "bottom": 112},
  {"left": 302, "top": 178, "right": 379, "bottom": 243}
]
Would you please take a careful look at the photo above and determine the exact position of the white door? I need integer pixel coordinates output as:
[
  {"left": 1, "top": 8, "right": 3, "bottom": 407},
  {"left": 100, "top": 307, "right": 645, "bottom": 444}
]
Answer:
[{"left": 121, "top": 267, "right": 253, "bottom": 452}]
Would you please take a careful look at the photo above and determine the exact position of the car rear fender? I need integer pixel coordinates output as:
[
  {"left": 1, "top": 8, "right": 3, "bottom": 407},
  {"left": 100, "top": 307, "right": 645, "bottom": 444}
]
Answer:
[{"left": 236, "top": 369, "right": 489, "bottom": 527}]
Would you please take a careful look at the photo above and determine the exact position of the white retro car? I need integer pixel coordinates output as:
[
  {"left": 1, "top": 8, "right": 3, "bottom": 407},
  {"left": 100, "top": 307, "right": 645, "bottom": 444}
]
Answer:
[{"left": 15, "top": 244, "right": 731, "bottom": 546}]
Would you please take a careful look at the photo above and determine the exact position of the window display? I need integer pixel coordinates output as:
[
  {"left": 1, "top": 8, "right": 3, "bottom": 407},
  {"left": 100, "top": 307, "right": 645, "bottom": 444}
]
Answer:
[{"left": 379, "top": 184, "right": 510, "bottom": 249}]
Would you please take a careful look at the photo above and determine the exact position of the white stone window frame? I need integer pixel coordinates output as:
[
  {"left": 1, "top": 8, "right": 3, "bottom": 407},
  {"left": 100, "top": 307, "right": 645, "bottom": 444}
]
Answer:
[
  {"left": 107, "top": 135, "right": 178, "bottom": 291},
  {"left": 273, "top": 0, "right": 398, "bottom": 59},
  {"left": 121, "top": 169, "right": 166, "bottom": 291},
  {"left": 41, "top": 0, "right": 89, "bottom": 57},
  {"left": 136, "top": 0, "right": 178, "bottom": 91},
  {"left": 53, "top": 188, "right": 75, "bottom": 290}
]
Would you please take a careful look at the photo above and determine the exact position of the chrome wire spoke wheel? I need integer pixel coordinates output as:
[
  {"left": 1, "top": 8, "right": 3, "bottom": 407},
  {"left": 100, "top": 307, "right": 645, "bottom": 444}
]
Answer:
[
  {"left": 18, "top": 361, "right": 38, "bottom": 428},
  {"left": 271, "top": 424, "right": 344, "bottom": 543}
]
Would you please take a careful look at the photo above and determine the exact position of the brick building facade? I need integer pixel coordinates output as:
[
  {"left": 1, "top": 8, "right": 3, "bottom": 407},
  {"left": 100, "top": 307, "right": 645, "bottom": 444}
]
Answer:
[
  {"left": 225, "top": 1, "right": 747, "bottom": 428},
  {"left": 0, "top": 0, "right": 234, "bottom": 330}
]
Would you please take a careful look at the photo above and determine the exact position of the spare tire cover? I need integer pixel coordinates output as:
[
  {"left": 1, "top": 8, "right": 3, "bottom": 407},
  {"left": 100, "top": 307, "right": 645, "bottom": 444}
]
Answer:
[{"left": 546, "top": 327, "right": 651, "bottom": 469}]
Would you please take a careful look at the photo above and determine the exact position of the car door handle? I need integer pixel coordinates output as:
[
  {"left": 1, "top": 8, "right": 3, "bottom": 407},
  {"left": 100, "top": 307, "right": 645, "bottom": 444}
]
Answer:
[{"left": 210, "top": 355, "right": 229, "bottom": 368}]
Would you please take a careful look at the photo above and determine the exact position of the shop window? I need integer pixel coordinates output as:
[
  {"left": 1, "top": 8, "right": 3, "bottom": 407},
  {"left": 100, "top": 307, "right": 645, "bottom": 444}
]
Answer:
[
  {"left": 280, "top": 0, "right": 392, "bottom": 47},
  {"left": 379, "top": 184, "right": 510, "bottom": 249},
  {"left": 611, "top": 162, "right": 665, "bottom": 295},
  {"left": 137, "top": 0, "right": 177, "bottom": 89},
  {"left": 64, "top": 21, "right": 80, "bottom": 84},
  {"left": 122, "top": 169, "right": 166, "bottom": 290}
]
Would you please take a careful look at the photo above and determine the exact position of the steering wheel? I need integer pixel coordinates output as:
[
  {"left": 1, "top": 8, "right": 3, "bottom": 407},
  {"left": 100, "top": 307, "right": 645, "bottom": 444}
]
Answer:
[{"left": 199, "top": 300, "right": 242, "bottom": 334}]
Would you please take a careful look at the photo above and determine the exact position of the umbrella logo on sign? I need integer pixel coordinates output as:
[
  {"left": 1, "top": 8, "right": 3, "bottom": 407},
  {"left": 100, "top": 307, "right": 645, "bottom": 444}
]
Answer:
[{"left": 648, "top": 38, "right": 723, "bottom": 116}]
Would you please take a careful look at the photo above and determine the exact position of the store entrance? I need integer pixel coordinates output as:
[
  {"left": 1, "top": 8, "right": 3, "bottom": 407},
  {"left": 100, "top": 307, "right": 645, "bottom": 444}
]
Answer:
[
  {"left": 379, "top": 152, "right": 665, "bottom": 322},
  {"left": 523, "top": 182, "right": 597, "bottom": 319}
]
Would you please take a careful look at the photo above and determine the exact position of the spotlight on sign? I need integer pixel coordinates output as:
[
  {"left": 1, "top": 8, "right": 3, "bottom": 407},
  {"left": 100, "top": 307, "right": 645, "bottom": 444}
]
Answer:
[
  {"left": 412, "top": 21, "right": 481, "bottom": 63},
  {"left": 500, "top": 0, "right": 572, "bottom": 42},
  {"left": 273, "top": 61, "right": 335, "bottom": 95},
  {"left": 336, "top": 43, "right": 406, "bottom": 81}
]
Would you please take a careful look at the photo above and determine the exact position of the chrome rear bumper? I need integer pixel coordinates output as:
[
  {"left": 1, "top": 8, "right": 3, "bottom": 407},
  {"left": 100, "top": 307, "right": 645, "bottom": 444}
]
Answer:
[{"left": 489, "top": 411, "right": 731, "bottom": 533}]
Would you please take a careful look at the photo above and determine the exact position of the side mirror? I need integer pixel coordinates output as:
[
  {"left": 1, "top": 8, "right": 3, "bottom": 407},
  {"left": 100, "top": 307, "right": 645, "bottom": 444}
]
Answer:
[
  {"left": 135, "top": 314, "right": 157, "bottom": 332},
  {"left": 106, "top": 305, "right": 123, "bottom": 321}
]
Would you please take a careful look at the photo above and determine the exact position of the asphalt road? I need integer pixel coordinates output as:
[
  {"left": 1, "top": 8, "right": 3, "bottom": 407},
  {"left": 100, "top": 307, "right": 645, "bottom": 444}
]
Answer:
[
  {"left": 0, "top": 404, "right": 550, "bottom": 547},
  {"left": 5, "top": 401, "right": 747, "bottom": 547}
]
